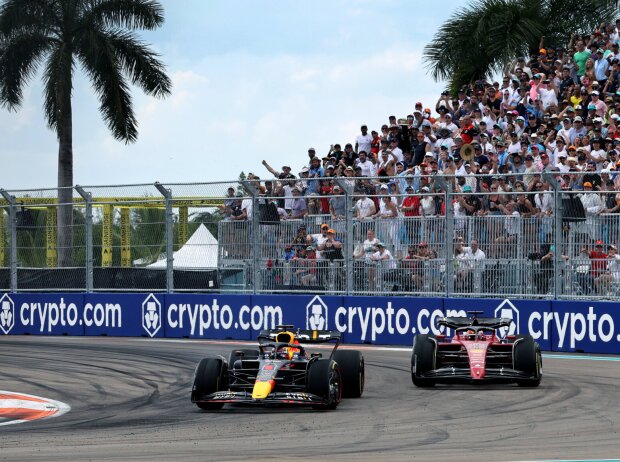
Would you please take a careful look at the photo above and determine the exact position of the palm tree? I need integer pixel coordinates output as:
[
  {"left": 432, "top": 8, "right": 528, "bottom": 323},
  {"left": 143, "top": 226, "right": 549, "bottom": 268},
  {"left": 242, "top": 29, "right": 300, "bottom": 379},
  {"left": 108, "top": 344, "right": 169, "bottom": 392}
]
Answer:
[
  {"left": 0, "top": 0, "right": 171, "bottom": 266},
  {"left": 424, "top": 0, "right": 618, "bottom": 92}
]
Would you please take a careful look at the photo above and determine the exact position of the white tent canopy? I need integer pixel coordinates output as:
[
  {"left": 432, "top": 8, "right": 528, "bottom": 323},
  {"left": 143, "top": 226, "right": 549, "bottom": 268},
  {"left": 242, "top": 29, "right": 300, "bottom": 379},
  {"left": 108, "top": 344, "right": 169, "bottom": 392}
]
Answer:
[{"left": 147, "top": 224, "right": 218, "bottom": 270}]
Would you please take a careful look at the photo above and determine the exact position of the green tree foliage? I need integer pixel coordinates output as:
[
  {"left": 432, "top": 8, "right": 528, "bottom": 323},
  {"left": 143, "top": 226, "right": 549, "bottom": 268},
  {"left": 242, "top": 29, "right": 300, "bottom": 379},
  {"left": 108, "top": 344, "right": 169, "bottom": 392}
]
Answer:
[
  {"left": 0, "top": 0, "right": 172, "bottom": 266},
  {"left": 424, "top": 0, "right": 618, "bottom": 92}
]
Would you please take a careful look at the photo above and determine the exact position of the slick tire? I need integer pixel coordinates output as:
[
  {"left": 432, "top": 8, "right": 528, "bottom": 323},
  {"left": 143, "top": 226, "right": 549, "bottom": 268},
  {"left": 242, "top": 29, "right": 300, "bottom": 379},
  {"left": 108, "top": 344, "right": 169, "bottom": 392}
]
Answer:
[
  {"left": 513, "top": 335, "right": 542, "bottom": 387},
  {"left": 307, "top": 359, "right": 342, "bottom": 410},
  {"left": 228, "top": 349, "right": 260, "bottom": 370},
  {"left": 333, "top": 350, "right": 365, "bottom": 398},
  {"left": 411, "top": 334, "right": 436, "bottom": 388},
  {"left": 192, "top": 358, "right": 228, "bottom": 410}
]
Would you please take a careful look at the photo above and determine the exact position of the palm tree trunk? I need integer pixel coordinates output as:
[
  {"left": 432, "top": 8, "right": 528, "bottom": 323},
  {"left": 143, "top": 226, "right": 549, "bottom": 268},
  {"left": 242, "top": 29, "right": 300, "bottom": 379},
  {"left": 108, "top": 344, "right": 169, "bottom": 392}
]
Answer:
[{"left": 57, "top": 57, "right": 73, "bottom": 268}]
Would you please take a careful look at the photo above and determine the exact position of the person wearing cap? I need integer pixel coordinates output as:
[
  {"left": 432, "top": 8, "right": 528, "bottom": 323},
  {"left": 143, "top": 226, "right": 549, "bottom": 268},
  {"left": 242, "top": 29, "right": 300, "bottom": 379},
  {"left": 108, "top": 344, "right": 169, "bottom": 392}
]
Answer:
[
  {"left": 307, "top": 223, "right": 330, "bottom": 260},
  {"left": 305, "top": 157, "right": 324, "bottom": 195},
  {"left": 587, "top": 137, "right": 607, "bottom": 168},
  {"left": 340, "top": 143, "right": 358, "bottom": 167},
  {"left": 290, "top": 225, "right": 310, "bottom": 253},
  {"left": 318, "top": 228, "right": 343, "bottom": 262},
  {"left": 590, "top": 90, "right": 608, "bottom": 117},
  {"left": 292, "top": 244, "right": 317, "bottom": 287},
  {"left": 578, "top": 179, "right": 605, "bottom": 239},
  {"left": 261, "top": 160, "right": 297, "bottom": 181},
  {"left": 594, "top": 48, "right": 610, "bottom": 87},
  {"left": 547, "top": 134, "right": 567, "bottom": 162},
  {"left": 370, "top": 241, "right": 397, "bottom": 273},
  {"left": 289, "top": 187, "right": 308, "bottom": 220},
  {"left": 329, "top": 185, "right": 346, "bottom": 219},
  {"left": 569, "top": 116, "right": 587, "bottom": 143}
]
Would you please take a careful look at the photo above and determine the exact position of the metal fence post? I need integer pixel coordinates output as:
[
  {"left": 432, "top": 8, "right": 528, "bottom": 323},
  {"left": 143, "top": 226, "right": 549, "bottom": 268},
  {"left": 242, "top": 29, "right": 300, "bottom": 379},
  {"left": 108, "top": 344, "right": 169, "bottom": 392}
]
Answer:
[
  {"left": 155, "top": 182, "right": 174, "bottom": 293},
  {"left": 444, "top": 184, "right": 454, "bottom": 297},
  {"left": 543, "top": 171, "right": 563, "bottom": 300},
  {"left": 241, "top": 181, "right": 259, "bottom": 294},
  {"left": 75, "top": 186, "right": 93, "bottom": 292},
  {"left": 0, "top": 190, "right": 17, "bottom": 292},
  {"left": 335, "top": 179, "right": 354, "bottom": 295}
]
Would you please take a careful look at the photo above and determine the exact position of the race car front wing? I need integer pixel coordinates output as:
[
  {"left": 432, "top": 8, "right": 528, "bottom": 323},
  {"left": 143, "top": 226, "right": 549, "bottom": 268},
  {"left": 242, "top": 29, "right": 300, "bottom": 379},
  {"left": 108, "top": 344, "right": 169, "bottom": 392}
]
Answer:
[
  {"left": 420, "top": 366, "right": 536, "bottom": 382},
  {"left": 193, "top": 390, "right": 329, "bottom": 406}
]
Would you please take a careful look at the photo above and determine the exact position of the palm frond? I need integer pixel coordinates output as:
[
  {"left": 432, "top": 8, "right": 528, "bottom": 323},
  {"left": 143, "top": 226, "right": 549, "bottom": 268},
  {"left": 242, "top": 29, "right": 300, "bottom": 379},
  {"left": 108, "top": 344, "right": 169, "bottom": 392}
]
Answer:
[
  {"left": 0, "top": 0, "right": 60, "bottom": 37},
  {"left": 80, "top": 0, "right": 164, "bottom": 31},
  {"left": 0, "top": 33, "right": 52, "bottom": 109},
  {"left": 103, "top": 30, "right": 171, "bottom": 97}
]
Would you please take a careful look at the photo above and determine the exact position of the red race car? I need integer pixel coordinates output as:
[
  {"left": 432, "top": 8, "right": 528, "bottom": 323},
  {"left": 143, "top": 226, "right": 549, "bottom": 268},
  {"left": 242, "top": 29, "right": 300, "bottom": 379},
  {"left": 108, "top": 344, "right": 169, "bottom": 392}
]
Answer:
[{"left": 411, "top": 312, "right": 542, "bottom": 387}]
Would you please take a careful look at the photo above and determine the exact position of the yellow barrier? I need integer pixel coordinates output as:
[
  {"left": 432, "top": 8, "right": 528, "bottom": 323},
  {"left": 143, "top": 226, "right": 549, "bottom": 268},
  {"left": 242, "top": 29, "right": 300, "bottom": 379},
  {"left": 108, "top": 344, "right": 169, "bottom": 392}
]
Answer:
[
  {"left": 102, "top": 204, "right": 113, "bottom": 267},
  {"left": 120, "top": 208, "right": 131, "bottom": 268},
  {"left": 46, "top": 207, "right": 57, "bottom": 268}
]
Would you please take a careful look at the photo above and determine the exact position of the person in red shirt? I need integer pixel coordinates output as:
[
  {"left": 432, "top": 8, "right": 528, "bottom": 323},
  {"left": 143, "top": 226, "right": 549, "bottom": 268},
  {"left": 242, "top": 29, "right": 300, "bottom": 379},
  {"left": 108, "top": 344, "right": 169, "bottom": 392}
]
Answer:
[
  {"left": 577, "top": 240, "right": 608, "bottom": 295},
  {"left": 370, "top": 130, "right": 381, "bottom": 155},
  {"left": 459, "top": 114, "right": 478, "bottom": 144},
  {"left": 401, "top": 185, "right": 421, "bottom": 245},
  {"left": 588, "top": 240, "right": 608, "bottom": 278}
]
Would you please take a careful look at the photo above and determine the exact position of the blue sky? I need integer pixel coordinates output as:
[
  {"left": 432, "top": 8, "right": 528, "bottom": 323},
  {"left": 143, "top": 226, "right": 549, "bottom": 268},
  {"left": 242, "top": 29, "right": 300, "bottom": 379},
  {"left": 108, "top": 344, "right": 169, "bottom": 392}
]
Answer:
[{"left": 1, "top": 0, "right": 469, "bottom": 190}]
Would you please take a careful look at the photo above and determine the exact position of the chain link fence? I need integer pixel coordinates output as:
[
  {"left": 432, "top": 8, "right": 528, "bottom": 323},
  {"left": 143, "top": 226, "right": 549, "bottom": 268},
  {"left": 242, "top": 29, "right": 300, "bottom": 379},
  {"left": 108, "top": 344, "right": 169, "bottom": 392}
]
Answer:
[{"left": 1, "top": 173, "right": 619, "bottom": 298}]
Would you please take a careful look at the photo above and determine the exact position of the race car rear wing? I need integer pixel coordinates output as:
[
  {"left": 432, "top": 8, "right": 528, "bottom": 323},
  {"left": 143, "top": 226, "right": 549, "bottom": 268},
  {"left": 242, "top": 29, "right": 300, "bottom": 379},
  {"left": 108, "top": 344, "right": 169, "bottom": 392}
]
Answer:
[
  {"left": 437, "top": 317, "right": 512, "bottom": 330},
  {"left": 258, "top": 327, "right": 341, "bottom": 344}
]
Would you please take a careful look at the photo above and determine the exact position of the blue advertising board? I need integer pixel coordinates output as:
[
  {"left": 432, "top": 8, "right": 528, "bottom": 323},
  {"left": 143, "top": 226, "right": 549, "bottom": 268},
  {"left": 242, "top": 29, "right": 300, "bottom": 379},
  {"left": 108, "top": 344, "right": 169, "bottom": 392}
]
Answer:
[
  {"left": 164, "top": 294, "right": 254, "bottom": 340},
  {"left": 549, "top": 300, "right": 620, "bottom": 354},
  {"left": 1, "top": 291, "right": 619, "bottom": 354},
  {"left": 83, "top": 293, "right": 165, "bottom": 338},
  {"left": 1, "top": 293, "right": 86, "bottom": 336}
]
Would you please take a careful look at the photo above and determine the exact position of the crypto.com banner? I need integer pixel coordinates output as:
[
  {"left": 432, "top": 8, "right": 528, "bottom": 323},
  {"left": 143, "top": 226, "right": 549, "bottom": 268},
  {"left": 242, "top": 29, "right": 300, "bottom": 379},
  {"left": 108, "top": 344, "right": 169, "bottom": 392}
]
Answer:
[{"left": 1, "top": 292, "right": 619, "bottom": 353}]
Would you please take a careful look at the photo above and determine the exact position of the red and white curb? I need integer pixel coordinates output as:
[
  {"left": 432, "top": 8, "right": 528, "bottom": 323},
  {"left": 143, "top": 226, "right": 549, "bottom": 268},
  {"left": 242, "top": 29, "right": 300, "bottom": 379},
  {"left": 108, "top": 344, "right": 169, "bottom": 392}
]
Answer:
[{"left": 0, "top": 391, "right": 70, "bottom": 426}]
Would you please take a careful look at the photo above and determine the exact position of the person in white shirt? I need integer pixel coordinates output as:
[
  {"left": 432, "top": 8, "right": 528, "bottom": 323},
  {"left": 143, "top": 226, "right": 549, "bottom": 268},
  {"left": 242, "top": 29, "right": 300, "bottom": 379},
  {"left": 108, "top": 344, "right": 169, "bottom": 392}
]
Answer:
[
  {"left": 358, "top": 228, "right": 380, "bottom": 262},
  {"left": 462, "top": 239, "right": 486, "bottom": 268},
  {"left": 457, "top": 239, "right": 486, "bottom": 291},
  {"left": 438, "top": 113, "right": 459, "bottom": 134},
  {"left": 536, "top": 79, "right": 558, "bottom": 110},
  {"left": 389, "top": 139, "right": 403, "bottom": 163},
  {"left": 355, "top": 151, "right": 376, "bottom": 177},
  {"left": 354, "top": 193, "right": 376, "bottom": 219},
  {"left": 587, "top": 138, "right": 607, "bottom": 168},
  {"left": 494, "top": 202, "right": 520, "bottom": 257},
  {"left": 355, "top": 125, "right": 372, "bottom": 154}
]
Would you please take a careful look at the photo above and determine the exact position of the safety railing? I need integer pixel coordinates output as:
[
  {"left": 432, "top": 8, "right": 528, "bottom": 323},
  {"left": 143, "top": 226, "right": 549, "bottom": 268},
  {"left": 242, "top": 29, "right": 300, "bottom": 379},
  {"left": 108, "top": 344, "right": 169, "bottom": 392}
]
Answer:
[{"left": 0, "top": 173, "right": 618, "bottom": 299}]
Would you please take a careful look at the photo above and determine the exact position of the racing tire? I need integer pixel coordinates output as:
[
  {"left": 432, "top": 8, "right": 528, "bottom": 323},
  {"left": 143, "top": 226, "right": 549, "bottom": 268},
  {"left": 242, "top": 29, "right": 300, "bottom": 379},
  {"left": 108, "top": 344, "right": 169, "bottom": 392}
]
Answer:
[
  {"left": 411, "top": 334, "right": 436, "bottom": 388},
  {"left": 228, "top": 349, "right": 260, "bottom": 370},
  {"left": 333, "top": 350, "right": 365, "bottom": 398},
  {"left": 513, "top": 335, "right": 542, "bottom": 387},
  {"left": 307, "top": 359, "right": 342, "bottom": 410},
  {"left": 192, "top": 358, "right": 228, "bottom": 410}
]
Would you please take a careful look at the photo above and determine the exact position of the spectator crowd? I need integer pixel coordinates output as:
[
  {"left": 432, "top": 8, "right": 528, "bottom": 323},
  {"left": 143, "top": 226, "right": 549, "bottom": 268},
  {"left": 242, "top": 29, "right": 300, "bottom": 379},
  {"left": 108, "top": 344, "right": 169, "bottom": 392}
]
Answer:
[{"left": 219, "top": 21, "right": 620, "bottom": 296}]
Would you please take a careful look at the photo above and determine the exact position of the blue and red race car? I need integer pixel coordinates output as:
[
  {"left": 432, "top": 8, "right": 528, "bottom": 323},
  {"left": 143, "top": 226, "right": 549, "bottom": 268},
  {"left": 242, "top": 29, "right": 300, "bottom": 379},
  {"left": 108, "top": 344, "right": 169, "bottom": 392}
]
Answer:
[
  {"left": 411, "top": 312, "right": 542, "bottom": 387},
  {"left": 191, "top": 325, "right": 364, "bottom": 410}
]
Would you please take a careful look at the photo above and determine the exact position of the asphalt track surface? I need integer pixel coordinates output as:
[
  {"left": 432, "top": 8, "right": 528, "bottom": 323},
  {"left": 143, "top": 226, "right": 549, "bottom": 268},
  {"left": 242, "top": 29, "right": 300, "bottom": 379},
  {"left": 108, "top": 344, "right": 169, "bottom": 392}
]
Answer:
[{"left": 1, "top": 336, "right": 620, "bottom": 462}]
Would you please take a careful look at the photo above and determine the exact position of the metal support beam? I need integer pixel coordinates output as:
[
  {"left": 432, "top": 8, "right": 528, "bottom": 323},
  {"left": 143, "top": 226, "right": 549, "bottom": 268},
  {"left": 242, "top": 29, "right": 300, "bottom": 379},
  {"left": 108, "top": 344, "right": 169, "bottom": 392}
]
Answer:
[
  {"left": 155, "top": 182, "right": 174, "bottom": 293},
  {"left": 75, "top": 186, "right": 93, "bottom": 292},
  {"left": 0, "top": 190, "right": 17, "bottom": 292},
  {"left": 444, "top": 184, "right": 454, "bottom": 297}
]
